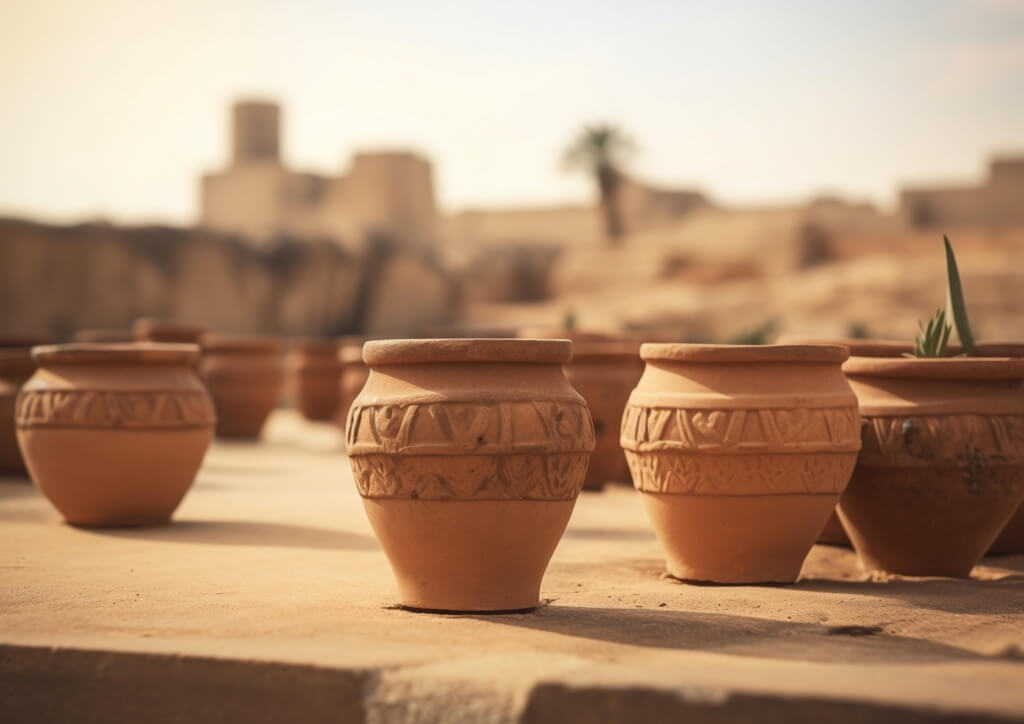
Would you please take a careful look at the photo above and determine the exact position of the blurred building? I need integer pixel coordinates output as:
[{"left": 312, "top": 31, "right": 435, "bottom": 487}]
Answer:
[
  {"left": 200, "top": 101, "right": 437, "bottom": 250},
  {"left": 901, "top": 156, "right": 1024, "bottom": 228}
]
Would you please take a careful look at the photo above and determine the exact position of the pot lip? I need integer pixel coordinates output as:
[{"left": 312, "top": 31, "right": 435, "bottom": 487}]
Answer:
[
  {"left": 31, "top": 342, "right": 200, "bottom": 366},
  {"left": 132, "top": 318, "right": 206, "bottom": 339},
  {"left": 843, "top": 355, "right": 1024, "bottom": 380},
  {"left": 570, "top": 340, "right": 643, "bottom": 361},
  {"left": 200, "top": 333, "right": 281, "bottom": 353},
  {"left": 974, "top": 340, "right": 1024, "bottom": 357},
  {"left": 775, "top": 336, "right": 915, "bottom": 357},
  {"left": 363, "top": 338, "right": 573, "bottom": 365},
  {"left": 640, "top": 343, "right": 849, "bottom": 364}
]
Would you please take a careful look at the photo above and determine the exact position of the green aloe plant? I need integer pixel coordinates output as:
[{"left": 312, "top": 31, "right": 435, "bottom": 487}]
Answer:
[{"left": 909, "top": 235, "right": 975, "bottom": 357}]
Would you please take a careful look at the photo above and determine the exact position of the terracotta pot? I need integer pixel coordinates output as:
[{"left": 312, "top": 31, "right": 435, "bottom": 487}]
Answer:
[
  {"left": 840, "top": 356, "right": 1024, "bottom": 577},
  {"left": 285, "top": 339, "right": 342, "bottom": 421},
  {"left": 133, "top": 318, "right": 205, "bottom": 344},
  {"left": 346, "top": 339, "right": 595, "bottom": 612},
  {"left": 563, "top": 341, "right": 644, "bottom": 489},
  {"left": 0, "top": 336, "right": 50, "bottom": 476},
  {"left": 337, "top": 338, "right": 370, "bottom": 428},
  {"left": 199, "top": 335, "right": 283, "bottom": 439},
  {"left": 776, "top": 336, "right": 913, "bottom": 358},
  {"left": 15, "top": 344, "right": 214, "bottom": 526},
  {"left": 621, "top": 344, "right": 861, "bottom": 583},
  {"left": 977, "top": 342, "right": 1024, "bottom": 555},
  {"left": 73, "top": 329, "right": 135, "bottom": 343}
]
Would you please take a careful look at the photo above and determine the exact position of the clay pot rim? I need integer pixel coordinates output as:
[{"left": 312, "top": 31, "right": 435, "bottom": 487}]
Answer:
[
  {"left": 843, "top": 355, "right": 1024, "bottom": 380},
  {"left": 200, "top": 334, "right": 281, "bottom": 353},
  {"left": 132, "top": 318, "right": 206, "bottom": 339},
  {"left": 364, "top": 338, "right": 573, "bottom": 366},
  {"left": 640, "top": 343, "right": 849, "bottom": 364},
  {"left": 775, "top": 336, "right": 915, "bottom": 357},
  {"left": 31, "top": 343, "right": 200, "bottom": 366},
  {"left": 974, "top": 340, "right": 1024, "bottom": 358},
  {"left": 0, "top": 347, "right": 35, "bottom": 367},
  {"left": 570, "top": 341, "right": 643, "bottom": 361}
]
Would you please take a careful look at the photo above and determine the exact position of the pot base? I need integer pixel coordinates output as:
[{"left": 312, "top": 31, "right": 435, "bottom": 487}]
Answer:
[
  {"left": 18, "top": 427, "right": 212, "bottom": 527},
  {"left": 989, "top": 504, "right": 1024, "bottom": 555},
  {"left": 362, "top": 498, "right": 575, "bottom": 612},
  {"left": 839, "top": 466, "right": 1024, "bottom": 577},
  {"left": 639, "top": 492, "right": 839, "bottom": 584}
]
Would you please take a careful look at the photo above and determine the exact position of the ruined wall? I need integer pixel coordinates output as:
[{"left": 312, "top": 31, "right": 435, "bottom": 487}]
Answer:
[
  {"left": 900, "top": 157, "right": 1024, "bottom": 228},
  {"left": 0, "top": 219, "right": 458, "bottom": 339}
]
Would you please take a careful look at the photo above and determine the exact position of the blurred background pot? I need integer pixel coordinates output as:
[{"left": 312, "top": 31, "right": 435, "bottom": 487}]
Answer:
[
  {"left": 840, "top": 356, "right": 1024, "bottom": 576},
  {"left": 199, "top": 334, "right": 283, "bottom": 439},
  {"left": 347, "top": 339, "right": 594, "bottom": 612},
  {"left": 15, "top": 343, "right": 214, "bottom": 526},
  {"left": 285, "top": 339, "right": 341, "bottom": 421},
  {"left": 0, "top": 335, "right": 50, "bottom": 476},
  {"left": 72, "top": 329, "right": 135, "bottom": 343},
  {"left": 622, "top": 344, "right": 860, "bottom": 583},
  {"left": 133, "top": 318, "right": 205, "bottom": 344},
  {"left": 337, "top": 337, "right": 370, "bottom": 430}
]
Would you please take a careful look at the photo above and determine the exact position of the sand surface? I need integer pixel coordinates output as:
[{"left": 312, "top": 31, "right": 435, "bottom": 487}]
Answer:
[{"left": 2, "top": 410, "right": 1023, "bottom": 722}]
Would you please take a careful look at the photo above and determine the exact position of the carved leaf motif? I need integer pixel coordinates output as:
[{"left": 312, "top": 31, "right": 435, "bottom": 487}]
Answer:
[
  {"left": 860, "top": 414, "right": 1024, "bottom": 466},
  {"left": 15, "top": 390, "right": 214, "bottom": 428}
]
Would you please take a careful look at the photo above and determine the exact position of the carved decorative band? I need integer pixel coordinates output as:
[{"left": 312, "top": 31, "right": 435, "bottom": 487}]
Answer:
[
  {"left": 620, "top": 405, "right": 861, "bottom": 454},
  {"left": 346, "top": 400, "right": 595, "bottom": 457},
  {"left": 351, "top": 452, "right": 588, "bottom": 500},
  {"left": 859, "top": 414, "right": 1024, "bottom": 467},
  {"left": 625, "top": 450, "right": 856, "bottom": 495},
  {"left": 15, "top": 389, "right": 216, "bottom": 429}
]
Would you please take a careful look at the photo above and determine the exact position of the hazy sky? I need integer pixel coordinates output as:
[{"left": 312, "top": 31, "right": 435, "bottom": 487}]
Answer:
[{"left": 1, "top": 0, "right": 1022, "bottom": 224}]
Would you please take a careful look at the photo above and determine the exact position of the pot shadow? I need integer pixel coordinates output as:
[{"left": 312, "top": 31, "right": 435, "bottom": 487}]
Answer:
[
  {"left": 795, "top": 576, "right": 1024, "bottom": 616},
  {"left": 198, "top": 462, "right": 293, "bottom": 477},
  {"left": 0, "top": 478, "right": 38, "bottom": 497},
  {"left": 471, "top": 606, "right": 988, "bottom": 665},
  {"left": 562, "top": 527, "right": 657, "bottom": 542},
  {"left": 81, "top": 519, "right": 379, "bottom": 551},
  {"left": 983, "top": 554, "right": 1024, "bottom": 574}
]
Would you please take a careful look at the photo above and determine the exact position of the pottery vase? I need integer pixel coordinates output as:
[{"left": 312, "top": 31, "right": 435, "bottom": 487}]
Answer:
[
  {"left": 285, "top": 340, "right": 342, "bottom": 421},
  {"left": 346, "top": 339, "right": 595, "bottom": 612},
  {"left": 621, "top": 344, "right": 861, "bottom": 583},
  {"left": 0, "top": 337, "right": 49, "bottom": 475},
  {"left": 133, "top": 318, "right": 205, "bottom": 344},
  {"left": 15, "top": 343, "right": 215, "bottom": 526},
  {"left": 337, "top": 338, "right": 370, "bottom": 428},
  {"left": 975, "top": 342, "right": 1024, "bottom": 555},
  {"left": 840, "top": 356, "right": 1024, "bottom": 576},
  {"left": 565, "top": 341, "right": 644, "bottom": 489},
  {"left": 199, "top": 335, "right": 283, "bottom": 439}
]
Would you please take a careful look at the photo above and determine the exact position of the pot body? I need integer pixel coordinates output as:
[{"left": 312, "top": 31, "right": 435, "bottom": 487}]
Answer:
[
  {"left": 0, "top": 350, "right": 36, "bottom": 474},
  {"left": 621, "top": 344, "right": 860, "bottom": 583},
  {"left": 841, "top": 357, "right": 1024, "bottom": 576},
  {"left": 286, "top": 343, "right": 341, "bottom": 422},
  {"left": 346, "top": 339, "right": 594, "bottom": 611},
  {"left": 199, "top": 337, "right": 283, "bottom": 439},
  {"left": 566, "top": 343, "right": 644, "bottom": 489},
  {"left": 337, "top": 341, "right": 369, "bottom": 428},
  {"left": 15, "top": 344, "right": 214, "bottom": 526}
]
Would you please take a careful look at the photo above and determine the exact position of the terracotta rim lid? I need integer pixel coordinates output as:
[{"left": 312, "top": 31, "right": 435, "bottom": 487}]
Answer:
[
  {"left": 364, "top": 339, "right": 573, "bottom": 365},
  {"left": 288, "top": 338, "right": 340, "bottom": 353},
  {"left": 775, "top": 336, "right": 914, "bottom": 357},
  {"left": 974, "top": 340, "right": 1024, "bottom": 358},
  {"left": 31, "top": 343, "right": 200, "bottom": 366},
  {"left": 640, "top": 343, "right": 849, "bottom": 364},
  {"left": 133, "top": 318, "right": 205, "bottom": 338},
  {"left": 0, "top": 347, "right": 36, "bottom": 366},
  {"left": 843, "top": 356, "right": 1024, "bottom": 380},
  {"left": 200, "top": 334, "right": 281, "bottom": 353},
  {"left": 571, "top": 340, "right": 643, "bottom": 362}
]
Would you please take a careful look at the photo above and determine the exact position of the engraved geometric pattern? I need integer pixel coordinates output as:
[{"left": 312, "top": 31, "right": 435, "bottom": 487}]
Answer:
[
  {"left": 626, "top": 451, "right": 856, "bottom": 495},
  {"left": 350, "top": 452, "right": 589, "bottom": 500},
  {"left": 620, "top": 405, "right": 861, "bottom": 454},
  {"left": 859, "top": 414, "right": 1024, "bottom": 468},
  {"left": 15, "top": 389, "right": 216, "bottom": 429},
  {"left": 347, "top": 400, "right": 595, "bottom": 456},
  {"left": 346, "top": 400, "right": 594, "bottom": 500}
]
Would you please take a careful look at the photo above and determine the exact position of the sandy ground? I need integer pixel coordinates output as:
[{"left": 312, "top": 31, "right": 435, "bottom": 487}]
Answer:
[{"left": 1, "top": 410, "right": 1023, "bottom": 722}]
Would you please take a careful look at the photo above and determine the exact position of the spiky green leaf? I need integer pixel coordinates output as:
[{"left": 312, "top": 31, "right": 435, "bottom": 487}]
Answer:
[{"left": 944, "top": 235, "right": 975, "bottom": 354}]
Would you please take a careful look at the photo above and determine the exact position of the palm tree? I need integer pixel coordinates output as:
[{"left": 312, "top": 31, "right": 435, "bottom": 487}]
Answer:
[{"left": 562, "top": 124, "right": 635, "bottom": 242}]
